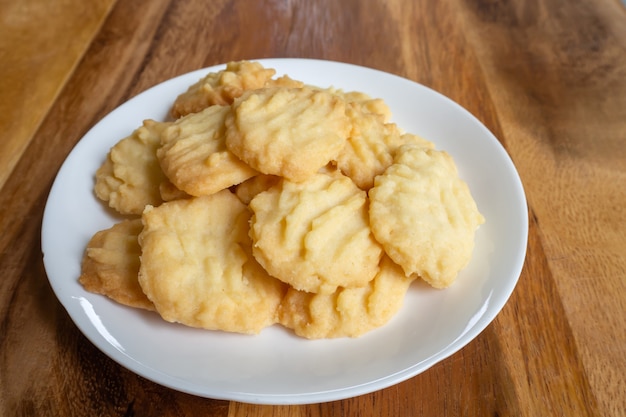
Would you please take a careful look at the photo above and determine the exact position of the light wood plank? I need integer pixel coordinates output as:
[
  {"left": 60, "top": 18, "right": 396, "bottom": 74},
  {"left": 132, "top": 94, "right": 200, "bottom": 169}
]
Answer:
[{"left": 0, "top": 0, "right": 116, "bottom": 188}]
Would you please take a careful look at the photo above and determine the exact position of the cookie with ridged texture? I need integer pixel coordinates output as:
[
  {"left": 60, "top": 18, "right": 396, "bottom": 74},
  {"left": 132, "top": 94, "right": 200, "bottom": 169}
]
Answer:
[
  {"left": 233, "top": 174, "right": 281, "bottom": 205},
  {"left": 95, "top": 119, "right": 170, "bottom": 215},
  {"left": 249, "top": 170, "right": 383, "bottom": 294},
  {"left": 157, "top": 105, "right": 257, "bottom": 197},
  {"left": 279, "top": 255, "right": 415, "bottom": 339},
  {"left": 158, "top": 179, "right": 190, "bottom": 202},
  {"left": 225, "top": 87, "right": 350, "bottom": 182},
  {"left": 326, "top": 87, "right": 392, "bottom": 122},
  {"left": 79, "top": 219, "right": 154, "bottom": 311},
  {"left": 264, "top": 74, "right": 304, "bottom": 89},
  {"left": 337, "top": 104, "right": 435, "bottom": 190},
  {"left": 138, "top": 191, "right": 287, "bottom": 334},
  {"left": 369, "top": 144, "right": 484, "bottom": 288},
  {"left": 170, "top": 61, "right": 277, "bottom": 118}
]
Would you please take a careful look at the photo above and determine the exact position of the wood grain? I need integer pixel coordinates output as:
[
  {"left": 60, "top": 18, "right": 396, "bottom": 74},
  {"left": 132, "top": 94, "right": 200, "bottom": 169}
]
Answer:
[
  {"left": 454, "top": 1, "right": 626, "bottom": 414},
  {"left": 1, "top": 0, "right": 624, "bottom": 415},
  {"left": 0, "top": 0, "right": 116, "bottom": 190}
]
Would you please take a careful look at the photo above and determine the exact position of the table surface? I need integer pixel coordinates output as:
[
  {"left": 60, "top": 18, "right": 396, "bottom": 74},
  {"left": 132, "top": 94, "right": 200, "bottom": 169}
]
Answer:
[{"left": 1, "top": 0, "right": 625, "bottom": 415}]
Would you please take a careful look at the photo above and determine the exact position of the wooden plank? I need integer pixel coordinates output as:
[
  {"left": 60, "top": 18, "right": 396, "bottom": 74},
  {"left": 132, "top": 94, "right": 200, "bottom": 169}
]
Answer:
[
  {"left": 1, "top": 0, "right": 624, "bottom": 415},
  {"left": 0, "top": 0, "right": 117, "bottom": 189},
  {"left": 454, "top": 0, "right": 626, "bottom": 414}
]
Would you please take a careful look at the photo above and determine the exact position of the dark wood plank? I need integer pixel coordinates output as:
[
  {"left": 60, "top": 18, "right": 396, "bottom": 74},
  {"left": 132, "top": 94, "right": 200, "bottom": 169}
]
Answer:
[{"left": 453, "top": 0, "right": 626, "bottom": 414}]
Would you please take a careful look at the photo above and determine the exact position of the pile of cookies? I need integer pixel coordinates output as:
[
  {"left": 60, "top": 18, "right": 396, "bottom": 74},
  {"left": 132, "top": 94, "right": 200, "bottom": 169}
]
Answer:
[{"left": 80, "top": 61, "right": 484, "bottom": 339}]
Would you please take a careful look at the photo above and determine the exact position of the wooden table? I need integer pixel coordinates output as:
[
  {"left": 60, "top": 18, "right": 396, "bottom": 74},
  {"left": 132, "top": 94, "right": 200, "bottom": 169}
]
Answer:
[{"left": 1, "top": 0, "right": 625, "bottom": 415}]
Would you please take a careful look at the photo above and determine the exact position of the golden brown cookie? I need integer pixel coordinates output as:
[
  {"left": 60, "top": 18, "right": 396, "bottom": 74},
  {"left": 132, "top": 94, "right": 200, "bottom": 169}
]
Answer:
[
  {"left": 249, "top": 170, "right": 383, "bottom": 294},
  {"left": 369, "top": 145, "right": 485, "bottom": 288},
  {"left": 327, "top": 87, "right": 392, "bottom": 122},
  {"left": 225, "top": 87, "right": 351, "bottom": 182},
  {"left": 233, "top": 174, "right": 281, "bottom": 205},
  {"left": 157, "top": 104, "right": 257, "bottom": 197},
  {"left": 278, "top": 256, "right": 415, "bottom": 339},
  {"left": 399, "top": 132, "right": 436, "bottom": 150},
  {"left": 138, "top": 191, "right": 287, "bottom": 334},
  {"left": 170, "top": 61, "right": 277, "bottom": 118},
  {"left": 95, "top": 119, "right": 170, "bottom": 215},
  {"left": 158, "top": 179, "right": 190, "bottom": 202},
  {"left": 79, "top": 219, "right": 154, "bottom": 311},
  {"left": 264, "top": 74, "right": 304, "bottom": 89},
  {"left": 336, "top": 104, "right": 434, "bottom": 190}
]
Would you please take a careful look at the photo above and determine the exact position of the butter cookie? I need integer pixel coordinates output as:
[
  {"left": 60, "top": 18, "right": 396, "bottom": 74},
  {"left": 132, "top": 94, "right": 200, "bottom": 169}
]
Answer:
[
  {"left": 249, "top": 170, "right": 383, "bottom": 294},
  {"left": 79, "top": 219, "right": 154, "bottom": 311},
  {"left": 138, "top": 191, "right": 286, "bottom": 334},
  {"left": 95, "top": 119, "right": 170, "bottom": 215},
  {"left": 369, "top": 145, "right": 484, "bottom": 288},
  {"left": 157, "top": 105, "right": 257, "bottom": 196},
  {"left": 279, "top": 256, "right": 414, "bottom": 338},
  {"left": 225, "top": 87, "right": 350, "bottom": 182}
]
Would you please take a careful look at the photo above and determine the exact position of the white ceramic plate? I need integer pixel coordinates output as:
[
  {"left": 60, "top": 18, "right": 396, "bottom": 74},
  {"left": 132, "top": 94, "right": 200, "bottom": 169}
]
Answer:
[{"left": 42, "top": 58, "right": 527, "bottom": 405}]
